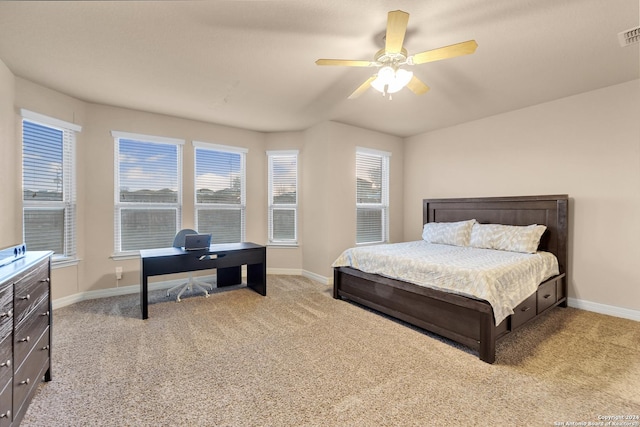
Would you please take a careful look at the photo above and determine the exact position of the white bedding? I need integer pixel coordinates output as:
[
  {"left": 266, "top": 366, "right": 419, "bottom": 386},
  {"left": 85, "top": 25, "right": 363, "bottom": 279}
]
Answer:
[{"left": 332, "top": 241, "right": 559, "bottom": 325}]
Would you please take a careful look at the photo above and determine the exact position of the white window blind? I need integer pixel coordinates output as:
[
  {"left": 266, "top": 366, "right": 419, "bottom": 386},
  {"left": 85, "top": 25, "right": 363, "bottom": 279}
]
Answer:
[
  {"left": 267, "top": 150, "right": 298, "bottom": 245},
  {"left": 113, "top": 131, "right": 183, "bottom": 253},
  {"left": 356, "top": 147, "right": 390, "bottom": 245},
  {"left": 194, "top": 141, "right": 246, "bottom": 244},
  {"left": 21, "top": 110, "right": 81, "bottom": 261}
]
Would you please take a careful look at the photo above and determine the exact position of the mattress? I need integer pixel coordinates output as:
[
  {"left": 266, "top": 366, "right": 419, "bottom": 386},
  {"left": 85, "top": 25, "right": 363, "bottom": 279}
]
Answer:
[{"left": 332, "top": 241, "right": 559, "bottom": 325}]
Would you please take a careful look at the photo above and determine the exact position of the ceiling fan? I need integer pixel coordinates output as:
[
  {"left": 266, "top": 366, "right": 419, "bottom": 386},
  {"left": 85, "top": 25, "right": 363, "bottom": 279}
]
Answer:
[{"left": 316, "top": 10, "right": 477, "bottom": 99}]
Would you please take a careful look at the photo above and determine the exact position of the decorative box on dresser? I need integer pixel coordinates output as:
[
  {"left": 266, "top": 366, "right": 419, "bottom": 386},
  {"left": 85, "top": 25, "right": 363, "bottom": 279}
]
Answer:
[{"left": 0, "top": 251, "right": 52, "bottom": 427}]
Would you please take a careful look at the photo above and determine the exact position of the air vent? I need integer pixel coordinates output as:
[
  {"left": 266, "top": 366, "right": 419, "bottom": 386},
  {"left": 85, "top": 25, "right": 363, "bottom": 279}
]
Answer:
[{"left": 618, "top": 26, "right": 640, "bottom": 47}]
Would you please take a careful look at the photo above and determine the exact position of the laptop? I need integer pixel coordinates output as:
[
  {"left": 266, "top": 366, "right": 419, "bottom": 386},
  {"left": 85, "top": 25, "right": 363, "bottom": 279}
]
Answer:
[{"left": 183, "top": 233, "right": 211, "bottom": 251}]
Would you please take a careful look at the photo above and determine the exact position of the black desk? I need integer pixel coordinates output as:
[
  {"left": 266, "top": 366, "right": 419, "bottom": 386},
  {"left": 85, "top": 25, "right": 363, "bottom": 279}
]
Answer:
[{"left": 139, "top": 242, "right": 266, "bottom": 319}]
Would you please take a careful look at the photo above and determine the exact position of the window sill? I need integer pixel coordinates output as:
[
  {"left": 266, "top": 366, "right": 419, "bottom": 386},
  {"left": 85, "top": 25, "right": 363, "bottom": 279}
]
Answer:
[
  {"left": 52, "top": 258, "right": 80, "bottom": 269},
  {"left": 267, "top": 243, "right": 299, "bottom": 249},
  {"left": 355, "top": 241, "right": 389, "bottom": 247},
  {"left": 111, "top": 252, "right": 141, "bottom": 261}
]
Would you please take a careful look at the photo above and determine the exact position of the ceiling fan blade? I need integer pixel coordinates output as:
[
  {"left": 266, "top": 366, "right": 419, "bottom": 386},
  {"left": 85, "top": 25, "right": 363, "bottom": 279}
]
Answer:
[
  {"left": 315, "top": 59, "right": 375, "bottom": 67},
  {"left": 406, "top": 75, "right": 430, "bottom": 95},
  {"left": 348, "top": 76, "right": 376, "bottom": 99},
  {"left": 385, "top": 10, "right": 409, "bottom": 54},
  {"left": 411, "top": 40, "right": 478, "bottom": 65}
]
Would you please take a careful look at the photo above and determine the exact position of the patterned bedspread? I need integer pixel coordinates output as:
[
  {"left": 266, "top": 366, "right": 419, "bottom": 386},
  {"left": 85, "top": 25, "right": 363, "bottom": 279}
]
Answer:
[{"left": 332, "top": 241, "right": 559, "bottom": 325}]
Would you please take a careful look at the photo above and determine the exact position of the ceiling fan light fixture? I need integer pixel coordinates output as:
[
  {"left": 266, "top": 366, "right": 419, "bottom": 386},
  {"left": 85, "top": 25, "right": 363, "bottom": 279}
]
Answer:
[
  {"left": 370, "top": 77, "right": 387, "bottom": 94},
  {"left": 378, "top": 66, "right": 395, "bottom": 82},
  {"left": 371, "top": 66, "right": 413, "bottom": 95},
  {"left": 393, "top": 68, "right": 413, "bottom": 89}
]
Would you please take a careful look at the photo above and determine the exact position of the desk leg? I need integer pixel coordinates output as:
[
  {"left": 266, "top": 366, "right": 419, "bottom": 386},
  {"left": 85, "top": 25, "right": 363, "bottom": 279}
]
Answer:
[
  {"left": 141, "top": 272, "right": 148, "bottom": 320},
  {"left": 247, "top": 262, "right": 266, "bottom": 296},
  {"left": 217, "top": 266, "right": 242, "bottom": 287}
]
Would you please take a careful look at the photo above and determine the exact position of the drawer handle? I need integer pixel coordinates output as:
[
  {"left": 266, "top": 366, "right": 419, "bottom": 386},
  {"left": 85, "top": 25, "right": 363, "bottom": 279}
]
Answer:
[
  {"left": 41, "top": 345, "right": 50, "bottom": 351},
  {"left": 520, "top": 306, "right": 532, "bottom": 312},
  {"left": 39, "top": 278, "right": 50, "bottom": 283},
  {"left": 41, "top": 310, "right": 50, "bottom": 317},
  {"left": 0, "top": 309, "right": 12, "bottom": 318},
  {"left": 18, "top": 336, "right": 30, "bottom": 343},
  {"left": 0, "top": 410, "right": 10, "bottom": 419},
  {"left": 19, "top": 378, "right": 30, "bottom": 385},
  {"left": 0, "top": 359, "right": 10, "bottom": 368},
  {"left": 20, "top": 293, "right": 31, "bottom": 301},
  {"left": 543, "top": 294, "right": 552, "bottom": 299}
]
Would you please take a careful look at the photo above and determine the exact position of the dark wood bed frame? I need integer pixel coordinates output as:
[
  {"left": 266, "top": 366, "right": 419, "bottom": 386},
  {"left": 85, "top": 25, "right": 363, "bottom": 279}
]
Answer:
[{"left": 333, "top": 195, "right": 568, "bottom": 363}]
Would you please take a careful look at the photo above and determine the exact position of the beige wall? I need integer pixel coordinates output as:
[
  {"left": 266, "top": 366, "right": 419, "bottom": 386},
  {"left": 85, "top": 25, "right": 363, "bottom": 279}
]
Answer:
[
  {"left": 301, "top": 122, "right": 332, "bottom": 277},
  {"left": 81, "top": 103, "right": 267, "bottom": 292},
  {"left": 13, "top": 78, "right": 86, "bottom": 299},
  {"left": 302, "top": 121, "right": 404, "bottom": 279},
  {"left": 0, "top": 59, "right": 20, "bottom": 249},
  {"left": 12, "top": 77, "right": 270, "bottom": 298},
  {"left": 7, "top": 65, "right": 638, "bottom": 316},
  {"left": 11, "top": 76, "right": 405, "bottom": 298},
  {"left": 403, "top": 80, "right": 640, "bottom": 313}
]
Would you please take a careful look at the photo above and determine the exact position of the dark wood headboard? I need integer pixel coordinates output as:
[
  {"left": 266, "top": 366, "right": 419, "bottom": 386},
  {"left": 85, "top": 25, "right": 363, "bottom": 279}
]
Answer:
[{"left": 423, "top": 195, "right": 568, "bottom": 275}]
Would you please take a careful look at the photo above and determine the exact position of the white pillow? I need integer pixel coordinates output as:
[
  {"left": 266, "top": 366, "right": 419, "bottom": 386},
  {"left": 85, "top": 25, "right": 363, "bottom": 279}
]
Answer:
[
  {"left": 422, "top": 219, "right": 476, "bottom": 247},
  {"left": 470, "top": 223, "right": 547, "bottom": 254}
]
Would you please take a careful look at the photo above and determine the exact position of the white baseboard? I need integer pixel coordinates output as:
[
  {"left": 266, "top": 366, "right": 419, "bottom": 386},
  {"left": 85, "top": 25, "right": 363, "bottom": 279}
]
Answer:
[
  {"left": 52, "top": 275, "right": 639, "bottom": 323},
  {"left": 302, "top": 270, "right": 331, "bottom": 285},
  {"left": 52, "top": 275, "right": 217, "bottom": 310},
  {"left": 266, "top": 268, "right": 303, "bottom": 276},
  {"left": 52, "top": 271, "right": 332, "bottom": 309},
  {"left": 568, "top": 297, "right": 640, "bottom": 322},
  {"left": 258, "top": 268, "right": 332, "bottom": 285}
]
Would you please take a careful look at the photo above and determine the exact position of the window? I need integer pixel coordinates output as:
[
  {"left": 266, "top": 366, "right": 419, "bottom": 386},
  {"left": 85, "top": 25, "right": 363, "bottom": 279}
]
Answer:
[
  {"left": 356, "top": 147, "right": 390, "bottom": 244},
  {"left": 267, "top": 150, "right": 298, "bottom": 245},
  {"left": 21, "top": 109, "right": 81, "bottom": 261},
  {"left": 194, "top": 141, "right": 246, "bottom": 244},
  {"left": 113, "top": 131, "right": 183, "bottom": 254}
]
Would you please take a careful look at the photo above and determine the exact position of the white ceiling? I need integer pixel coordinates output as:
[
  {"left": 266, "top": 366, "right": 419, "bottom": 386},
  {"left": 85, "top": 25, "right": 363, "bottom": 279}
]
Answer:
[{"left": 0, "top": 1, "right": 638, "bottom": 138}]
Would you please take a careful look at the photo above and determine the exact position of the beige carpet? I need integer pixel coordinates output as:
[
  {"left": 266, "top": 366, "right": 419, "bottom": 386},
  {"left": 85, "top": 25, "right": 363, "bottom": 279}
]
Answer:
[{"left": 22, "top": 275, "right": 640, "bottom": 426}]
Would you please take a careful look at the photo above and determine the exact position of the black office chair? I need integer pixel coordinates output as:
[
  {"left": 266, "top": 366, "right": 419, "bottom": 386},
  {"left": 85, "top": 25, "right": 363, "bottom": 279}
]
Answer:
[{"left": 166, "top": 229, "right": 212, "bottom": 302}]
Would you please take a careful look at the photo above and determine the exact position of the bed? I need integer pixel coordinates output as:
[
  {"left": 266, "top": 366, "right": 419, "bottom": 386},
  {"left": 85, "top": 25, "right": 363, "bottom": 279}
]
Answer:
[{"left": 332, "top": 195, "right": 568, "bottom": 364}]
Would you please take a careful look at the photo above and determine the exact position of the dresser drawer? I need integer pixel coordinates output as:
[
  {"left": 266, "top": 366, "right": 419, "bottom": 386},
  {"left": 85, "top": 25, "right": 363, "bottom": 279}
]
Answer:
[
  {"left": 13, "top": 328, "right": 50, "bottom": 418},
  {"left": 537, "top": 279, "right": 557, "bottom": 313},
  {"left": 10, "top": 257, "right": 48, "bottom": 290},
  {"left": 14, "top": 299, "right": 50, "bottom": 368},
  {"left": 0, "top": 379, "right": 11, "bottom": 427},
  {"left": 13, "top": 260, "right": 49, "bottom": 326},
  {"left": 0, "top": 337, "right": 11, "bottom": 388},
  {"left": 512, "top": 293, "right": 537, "bottom": 330},
  {"left": 0, "top": 285, "right": 12, "bottom": 343}
]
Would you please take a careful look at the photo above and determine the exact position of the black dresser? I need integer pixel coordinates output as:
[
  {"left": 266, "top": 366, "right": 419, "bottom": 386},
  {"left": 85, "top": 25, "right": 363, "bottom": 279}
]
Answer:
[{"left": 0, "top": 251, "right": 52, "bottom": 426}]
